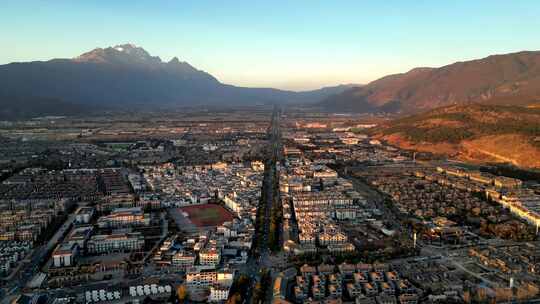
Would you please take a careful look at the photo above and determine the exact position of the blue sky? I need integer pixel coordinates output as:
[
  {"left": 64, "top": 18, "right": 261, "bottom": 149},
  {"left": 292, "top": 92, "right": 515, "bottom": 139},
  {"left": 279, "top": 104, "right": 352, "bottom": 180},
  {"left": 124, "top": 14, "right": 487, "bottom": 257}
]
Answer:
[{"left": 1, "top": 1, "right": 539, "bottom": 90}]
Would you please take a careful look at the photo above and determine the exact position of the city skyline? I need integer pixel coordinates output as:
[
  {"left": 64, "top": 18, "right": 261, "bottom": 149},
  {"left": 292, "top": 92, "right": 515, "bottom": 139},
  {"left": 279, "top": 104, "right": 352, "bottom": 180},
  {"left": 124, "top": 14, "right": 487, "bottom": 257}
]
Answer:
[{"left": 2, "top": 0, "right": 540, "bottom": 90}]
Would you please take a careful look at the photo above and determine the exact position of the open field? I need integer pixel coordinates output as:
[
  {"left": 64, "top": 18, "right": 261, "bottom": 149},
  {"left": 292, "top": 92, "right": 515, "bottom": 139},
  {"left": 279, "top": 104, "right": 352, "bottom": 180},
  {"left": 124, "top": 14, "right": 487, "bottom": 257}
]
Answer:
[{"left": 178, "top": 204, "right": 234, "bottom": 228}]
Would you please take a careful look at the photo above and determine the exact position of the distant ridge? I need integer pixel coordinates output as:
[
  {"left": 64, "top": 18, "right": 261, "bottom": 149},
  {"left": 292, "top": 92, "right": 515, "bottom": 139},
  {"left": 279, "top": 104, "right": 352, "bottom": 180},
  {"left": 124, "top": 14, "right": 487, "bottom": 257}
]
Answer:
[
  {"left": 0, "top": 44, "right": 355, "bottom": 119},
  {"left": 369, "top": 103, "right": 540, "bottom": 168},
  {"left": 321, "top": 51, "right": 540, "bottom": 113}
]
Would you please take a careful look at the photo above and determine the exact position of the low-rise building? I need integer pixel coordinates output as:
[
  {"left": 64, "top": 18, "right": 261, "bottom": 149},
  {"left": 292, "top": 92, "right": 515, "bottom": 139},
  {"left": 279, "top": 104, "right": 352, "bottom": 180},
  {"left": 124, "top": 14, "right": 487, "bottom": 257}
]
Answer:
[
  {"left": 75, "top": 206, "right": 95, "bottom": 224},
  {"left": 199, "top": 248, "right": 221, "bottom": 267},
  {"left": 97, "top": 207, "right": 150, "bottom": 228},
  {"left": 87, "top": 232, "right": 144, "bottom": 254},
  {"left": 172, "top": 252, "right": 196, "bottom": 270},
  {"left": 209, "top": 285, "right": 230, "bottom": 302},
  {"left": 52, "top": 242, "right": 79, "bottom": 267}
]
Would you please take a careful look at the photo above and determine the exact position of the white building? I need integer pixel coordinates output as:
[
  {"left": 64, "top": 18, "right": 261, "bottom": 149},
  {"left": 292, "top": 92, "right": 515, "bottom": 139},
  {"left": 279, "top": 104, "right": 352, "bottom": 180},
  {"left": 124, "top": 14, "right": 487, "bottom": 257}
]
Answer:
[
  {"left": 172, "top": 252, "right": 196, "bottom": 270},
  {"left": 223, "top": 194, "right": 243, "bottom": 214},
  {"left": 334, "top": 208, "right": 357, "bottom": 220},
  {"left": 186, "top": 269, "right": 218, "bottom": 288},
  {"left": 199, "top": 248, "right": 221, "bottom": 267},
  {"left": 52, "top": 242, "right": 79, "bottom": 267},
  {"left": 74, "top": 206, "right": 94, "bottom": 224},
  {"left": 209, "top": 285, "right": 230, "bottom": 302},
  {"left": 65, "top": 226, "right": 93, "bottom": 248}
]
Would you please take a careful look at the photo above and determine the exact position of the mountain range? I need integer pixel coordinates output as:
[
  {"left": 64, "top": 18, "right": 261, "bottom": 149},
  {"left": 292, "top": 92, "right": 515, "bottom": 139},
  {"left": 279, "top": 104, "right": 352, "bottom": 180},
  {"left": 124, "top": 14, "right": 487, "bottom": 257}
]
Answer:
[
  {"left": 321, "top": 51, "right": 540, "bottom": 113},
  {"left": 2, "top": 44, "right": 540, "bottom": 119},
  {"left": 0, "top": 44, "right": 357, "bottom": 119}
]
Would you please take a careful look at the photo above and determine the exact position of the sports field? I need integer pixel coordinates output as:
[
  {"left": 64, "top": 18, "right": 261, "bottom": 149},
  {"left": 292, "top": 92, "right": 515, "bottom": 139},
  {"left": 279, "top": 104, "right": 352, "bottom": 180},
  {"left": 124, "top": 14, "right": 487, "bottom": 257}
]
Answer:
[{"left": 179, "top": 204, "right": 234, "bottom": 227}]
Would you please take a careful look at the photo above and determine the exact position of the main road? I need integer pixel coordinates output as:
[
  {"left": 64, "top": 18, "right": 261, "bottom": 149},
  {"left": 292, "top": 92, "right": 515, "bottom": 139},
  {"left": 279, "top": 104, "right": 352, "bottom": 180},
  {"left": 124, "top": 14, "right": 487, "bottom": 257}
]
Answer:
[{"left": 244, "top": 106, "right": 282, "bottom": 304}]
